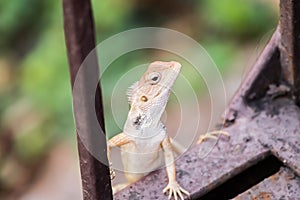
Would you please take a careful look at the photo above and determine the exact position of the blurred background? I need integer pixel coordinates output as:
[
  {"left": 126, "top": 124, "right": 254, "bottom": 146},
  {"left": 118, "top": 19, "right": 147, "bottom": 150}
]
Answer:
[{"left": 0, "top": 0, "right": 278, "bottom": 199}]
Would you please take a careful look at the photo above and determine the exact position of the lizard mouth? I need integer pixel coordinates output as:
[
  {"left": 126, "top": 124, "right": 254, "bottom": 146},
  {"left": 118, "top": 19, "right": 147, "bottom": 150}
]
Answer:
[
  {"left": 154, "top": 87, "right": 171, "bottom": 99},
  {"left": 154, "top": 91, "right": 161, "bottom": 98}
]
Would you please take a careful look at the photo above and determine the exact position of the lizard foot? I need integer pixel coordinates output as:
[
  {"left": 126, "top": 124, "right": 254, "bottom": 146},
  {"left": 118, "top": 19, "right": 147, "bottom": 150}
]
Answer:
[
  {"left": 197, "top": 130, "right": 229, "bottom": 144},
  {"left": 163, "top": 181, "right": 190, "bottom": 200}
]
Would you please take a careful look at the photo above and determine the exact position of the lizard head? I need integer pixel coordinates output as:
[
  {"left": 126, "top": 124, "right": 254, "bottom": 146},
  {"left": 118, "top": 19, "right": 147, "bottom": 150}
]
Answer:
[{"left": 127, "top": 61, "right": 181, "bottom": 125}]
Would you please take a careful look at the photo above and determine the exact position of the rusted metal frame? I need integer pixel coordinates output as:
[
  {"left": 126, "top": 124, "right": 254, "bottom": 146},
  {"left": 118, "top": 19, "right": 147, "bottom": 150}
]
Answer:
[
  {"left": 279, "top": 0, "right": 300, "bottom": 105},
  {"left": 114, "top": 132, "right": 270, "bottom": 200},
  {"left": 223, "top": 0, "right": 300, "bottom": 186},
  {"left": 224, "top": 29, "right": 281, "bottom": 125},
  {"left": 250, "top": 97, "right": 300, "bottom": 177},
  {"left": 226, "top": 0, "right": 300, "bottom": 120},
  {"left": 114, "top": 96, "right": 300, "bottom": 199},
  {"left": 62, "top": 0, "right": 113, "bottom": 199},
  {"left": 58, "top": 0, "right": 300, "bottom": 199},
  {"left": 233, "top": 167, "right": 300, "bottom": 200},
  {"left": 114, "top": 3, "right": 300, "bottom": 199},
  {"left": 224, "top": 0, "right": 300, "bottom": 175}
]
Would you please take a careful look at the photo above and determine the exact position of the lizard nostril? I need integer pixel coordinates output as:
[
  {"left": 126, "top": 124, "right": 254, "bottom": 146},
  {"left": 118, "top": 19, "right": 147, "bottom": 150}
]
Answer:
[
  {"left": 169, "top": 62, "right": 176, "bottom": 68},
  {"left": 169, "top": 61, "right": 181, "bottom": 71}
]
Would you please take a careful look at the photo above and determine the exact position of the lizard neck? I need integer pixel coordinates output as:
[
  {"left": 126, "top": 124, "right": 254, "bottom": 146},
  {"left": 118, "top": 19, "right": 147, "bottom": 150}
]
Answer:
[
  {"left": 124, "top": 86, "right": 172, "bottom": 138},
  {"left": 123, "top": 105, "right": 166, "bottom": 138}
]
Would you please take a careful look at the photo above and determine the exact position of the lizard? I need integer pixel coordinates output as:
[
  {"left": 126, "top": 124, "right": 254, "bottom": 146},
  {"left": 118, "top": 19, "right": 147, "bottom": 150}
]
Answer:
[
  {"left": 107, "top": 61, "right": 189, "bottom": 200},
  {"left": 107, "top": 61, "right": 228, "bottom": 199}
]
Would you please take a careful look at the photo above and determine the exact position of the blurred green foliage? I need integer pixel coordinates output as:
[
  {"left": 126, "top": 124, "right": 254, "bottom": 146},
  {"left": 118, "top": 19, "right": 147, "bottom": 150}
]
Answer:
[
  {"left": 0, "top": 0, "right": 278, "bottom": 196},
  {"left": 200, "top": 0, "right": 277, "bottom": 39},
  {"left": 0, "top": 1, "right": 72, "bottom": 194},
  {"left": 0, "top": 0, "right": 53, "bottom": 56}
]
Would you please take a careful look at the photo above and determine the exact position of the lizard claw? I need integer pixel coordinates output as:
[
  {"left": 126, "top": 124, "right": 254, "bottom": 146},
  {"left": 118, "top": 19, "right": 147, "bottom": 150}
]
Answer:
[
  {"left": 163, "top": 181, "right": 190, "bottom": 200},
  {"left": 197, "top": 130, "right": 229, "bottom": 144},
  {"left": 109, "top": 162, "right": 116, "bottom": 180}
]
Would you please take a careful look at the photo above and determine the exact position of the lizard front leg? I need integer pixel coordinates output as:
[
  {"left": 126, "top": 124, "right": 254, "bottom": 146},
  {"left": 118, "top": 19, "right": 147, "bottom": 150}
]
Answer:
[
  {"left": 107, "top": 132, "right": 131, "bottom": 179},
  {"left": 161, "top": 136, "right": 190, "bottom": 200}
]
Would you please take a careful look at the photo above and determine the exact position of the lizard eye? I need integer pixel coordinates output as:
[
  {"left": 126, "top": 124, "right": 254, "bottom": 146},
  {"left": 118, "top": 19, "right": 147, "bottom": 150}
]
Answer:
[{"left": 148, "top": 72, "right": 161, "bottom": 84}]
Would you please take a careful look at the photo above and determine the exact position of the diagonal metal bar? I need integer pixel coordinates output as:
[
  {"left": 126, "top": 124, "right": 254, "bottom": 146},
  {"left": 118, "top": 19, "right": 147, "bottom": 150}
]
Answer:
[
  {"left": 62, "top": 0, "right": 113, "bottom": 199},
  {"left": 224, "top": 29, "right": 281, "bottom": 124}
]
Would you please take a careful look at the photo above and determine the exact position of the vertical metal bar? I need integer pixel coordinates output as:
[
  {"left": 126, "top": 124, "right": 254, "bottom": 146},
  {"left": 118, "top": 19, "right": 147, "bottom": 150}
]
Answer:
[
  {"left": 279, "top": 0, "right": 300, "bottom": 105},
  {"left": 62, "top": 0, "right": 113, "bottom": 199}
]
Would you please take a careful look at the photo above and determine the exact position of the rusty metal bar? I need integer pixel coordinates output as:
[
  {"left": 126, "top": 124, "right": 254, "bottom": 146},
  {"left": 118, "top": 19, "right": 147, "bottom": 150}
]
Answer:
[
  {"left": 233, "top": 167, "right": 300, "bottom": 199},
  {"left": 62, "top": 0, "right": 113, "bottom": 199},
  {"left": 279, "top": 0, "right": 300, "bottom": 105}
]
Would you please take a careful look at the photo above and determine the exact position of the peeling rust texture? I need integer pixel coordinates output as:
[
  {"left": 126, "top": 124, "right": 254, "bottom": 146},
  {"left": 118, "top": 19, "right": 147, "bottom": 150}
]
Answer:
[
  {"left": 114, "top": 97, "right": 300, "bottom": 199},
  {"left": 224, "top": 29, "right": 281, "bottom": 125},
  {"left": 280, "top": 0, "right": 300, "bottom": 105},
  {"left": 249, "top": 98, "right": 300, "bottom": 176},
  {"left": 233, "top": 167, "right": 300, "bottom": 200},
  {"left": 243, "top": 31, "right": 281, "bottom": 105},
  {"left": 62, "top": 0, "right": 113, "bottom": 199}
]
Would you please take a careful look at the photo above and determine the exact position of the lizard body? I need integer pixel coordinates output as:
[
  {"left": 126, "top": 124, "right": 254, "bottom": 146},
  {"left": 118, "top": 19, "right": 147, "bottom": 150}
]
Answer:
[{"left": 107, "top": 61, "right": 189, "bottom": 200}]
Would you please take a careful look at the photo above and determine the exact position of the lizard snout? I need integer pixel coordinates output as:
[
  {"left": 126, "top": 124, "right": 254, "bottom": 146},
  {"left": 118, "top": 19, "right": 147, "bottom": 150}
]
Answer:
[{"left": 169, "top": 61, "right": 181, "bottom": 73}]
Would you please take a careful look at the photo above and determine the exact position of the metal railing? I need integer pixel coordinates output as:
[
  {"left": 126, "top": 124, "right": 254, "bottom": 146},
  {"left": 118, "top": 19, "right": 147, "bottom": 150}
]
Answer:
[{"left": 62, "top": 0, "right": 113, "bottom": 199}]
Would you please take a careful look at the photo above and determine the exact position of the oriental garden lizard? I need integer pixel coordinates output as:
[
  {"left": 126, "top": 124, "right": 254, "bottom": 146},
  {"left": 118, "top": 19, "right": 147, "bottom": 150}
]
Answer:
[{"left": 107, "top": 61, "right": 227, "bottom": 200}]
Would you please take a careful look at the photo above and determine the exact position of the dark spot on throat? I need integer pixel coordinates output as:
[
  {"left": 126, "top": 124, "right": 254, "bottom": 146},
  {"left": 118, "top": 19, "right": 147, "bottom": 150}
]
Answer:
[{"left": 133, "top": 115, "right": 143, "bottom": 129}]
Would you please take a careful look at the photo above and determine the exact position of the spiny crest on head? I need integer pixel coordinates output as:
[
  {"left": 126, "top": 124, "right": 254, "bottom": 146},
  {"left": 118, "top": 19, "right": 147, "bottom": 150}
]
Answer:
[{"left": 126, "top": 81, "right": 138, "bottom": 104}]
